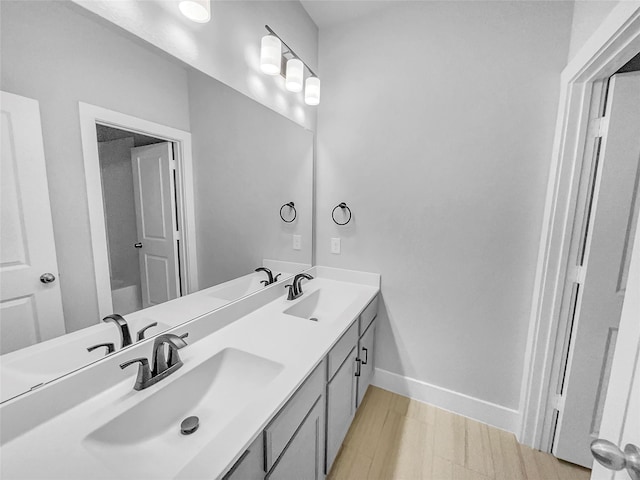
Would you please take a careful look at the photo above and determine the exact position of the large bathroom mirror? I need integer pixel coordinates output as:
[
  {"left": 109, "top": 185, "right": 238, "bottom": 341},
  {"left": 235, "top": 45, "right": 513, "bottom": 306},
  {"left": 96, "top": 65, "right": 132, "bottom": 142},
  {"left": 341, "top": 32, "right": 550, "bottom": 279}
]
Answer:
[{"left": 0, "top": 1, "right": 313, "bottom": 402}]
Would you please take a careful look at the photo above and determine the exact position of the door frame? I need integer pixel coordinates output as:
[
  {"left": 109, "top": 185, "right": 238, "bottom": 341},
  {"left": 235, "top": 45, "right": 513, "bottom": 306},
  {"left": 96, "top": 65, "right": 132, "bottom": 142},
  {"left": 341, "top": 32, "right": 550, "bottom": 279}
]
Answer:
[
  {"left": 519, "top": 3, "right": 640, "bottom": 451},
  {"left": 78, "top": 102, "right": 198, "bottom": 319}
]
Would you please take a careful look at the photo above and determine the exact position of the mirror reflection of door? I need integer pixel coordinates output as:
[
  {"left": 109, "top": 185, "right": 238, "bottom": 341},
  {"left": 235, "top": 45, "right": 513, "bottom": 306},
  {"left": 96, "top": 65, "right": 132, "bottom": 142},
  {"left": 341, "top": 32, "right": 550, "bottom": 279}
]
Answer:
[
  {"left": 0, "top": 91, "right": 66, "bottom": 354},
  {"left": 97, "top": 126, "right": 181, "bottom": 315}
]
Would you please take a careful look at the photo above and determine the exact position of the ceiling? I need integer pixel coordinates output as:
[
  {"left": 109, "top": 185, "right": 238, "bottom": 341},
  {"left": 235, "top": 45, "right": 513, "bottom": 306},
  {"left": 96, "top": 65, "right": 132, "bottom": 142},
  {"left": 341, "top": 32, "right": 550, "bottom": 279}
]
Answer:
[{"left": 300, "top": 1, "right": 397, "bottom": 29}]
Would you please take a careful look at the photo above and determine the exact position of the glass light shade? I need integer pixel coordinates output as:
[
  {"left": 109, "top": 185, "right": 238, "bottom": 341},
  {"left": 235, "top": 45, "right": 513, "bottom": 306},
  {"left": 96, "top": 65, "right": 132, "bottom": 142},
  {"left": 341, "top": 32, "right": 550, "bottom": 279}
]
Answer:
[
  {"left": 179, "top": 0, "right": 211, "bottom": 23},
  {"left": 304, "top": 76, "right": 321, "bottom": 105},
  {"left": 260, "top": 35, "right": 282, "bottom": 75},
  {"left": 285, "top": 58, "right": 304, "bottom": 92}
]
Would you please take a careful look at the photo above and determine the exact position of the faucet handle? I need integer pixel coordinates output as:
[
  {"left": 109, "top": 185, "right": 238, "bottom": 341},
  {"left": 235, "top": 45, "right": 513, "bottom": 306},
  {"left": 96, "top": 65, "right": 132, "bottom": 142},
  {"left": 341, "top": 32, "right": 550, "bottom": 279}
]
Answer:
[
  {"left": 87, "top": 342, "right": 115, "bottom": 355},
  {"left": 136, "top": 322, "right": 159, "bottom": 341},
  {"left": 120, "top": 357, "right": 152, "bottom": 391},
  {"left": 167, "top": 333, "right": 189, "bottom": 368},
  {"left": 285, "top": 284, "right": 297, "bottom": 301},
  {"left": 274, "top": 273, "right": 282, "bottom": 282}
]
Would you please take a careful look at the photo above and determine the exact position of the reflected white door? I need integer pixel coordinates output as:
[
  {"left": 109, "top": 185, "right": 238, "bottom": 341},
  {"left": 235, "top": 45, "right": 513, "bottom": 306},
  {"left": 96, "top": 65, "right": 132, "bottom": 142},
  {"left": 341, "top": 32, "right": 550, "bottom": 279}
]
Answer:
[
  {"left": 590, "top": 206, "right": 640, "bottom": 480},
  {"left": 555, "top": 72, "right": 640, "bottom": 466},
  {"left": 0, "top": 91, "right": 65, "bottom": 354},
  {"left": 130, "top": 142, "right": 179, "bottom": 308}
]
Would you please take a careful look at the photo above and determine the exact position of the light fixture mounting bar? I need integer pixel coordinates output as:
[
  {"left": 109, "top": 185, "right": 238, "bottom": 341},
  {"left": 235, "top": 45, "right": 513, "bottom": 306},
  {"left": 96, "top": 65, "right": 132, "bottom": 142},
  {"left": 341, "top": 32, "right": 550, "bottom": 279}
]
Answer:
[{"left": 264, "top": 25, "right": 317, "bottom": 78}]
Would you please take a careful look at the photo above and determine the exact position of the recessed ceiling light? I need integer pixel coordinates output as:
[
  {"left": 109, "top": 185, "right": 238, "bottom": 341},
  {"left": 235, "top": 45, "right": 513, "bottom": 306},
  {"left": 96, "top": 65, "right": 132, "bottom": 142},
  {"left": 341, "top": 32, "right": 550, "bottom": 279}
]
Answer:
[{"left": 179, "top": 0, "right": 211, "bottom": 23}]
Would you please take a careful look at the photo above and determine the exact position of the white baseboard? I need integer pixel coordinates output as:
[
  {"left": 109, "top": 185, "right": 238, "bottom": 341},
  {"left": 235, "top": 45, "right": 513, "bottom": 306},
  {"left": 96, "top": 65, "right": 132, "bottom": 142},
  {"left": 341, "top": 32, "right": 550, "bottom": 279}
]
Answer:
[{"left": 372, "top": 368, "right": 522, "bottom": 437}]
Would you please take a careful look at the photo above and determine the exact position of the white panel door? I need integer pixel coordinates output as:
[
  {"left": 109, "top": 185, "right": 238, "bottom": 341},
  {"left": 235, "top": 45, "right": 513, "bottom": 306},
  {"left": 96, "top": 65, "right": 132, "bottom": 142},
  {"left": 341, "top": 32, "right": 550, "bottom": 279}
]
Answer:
[
  {"left": 0, "top": 91, "right": 65, "bottom": 354},
  {"left": 590, "top": 206, "right": 640, "bottom": 480},
  {"left": 130, "top": 142, "right": 179, "bottom": 308},
  {"left": 555, "top": 72, "right": 640, "bottom": 466}
]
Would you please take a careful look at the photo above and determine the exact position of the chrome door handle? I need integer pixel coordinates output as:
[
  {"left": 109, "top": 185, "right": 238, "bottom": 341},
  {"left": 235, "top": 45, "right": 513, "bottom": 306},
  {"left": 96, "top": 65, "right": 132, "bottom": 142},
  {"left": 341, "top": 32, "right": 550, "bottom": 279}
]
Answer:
[
  {"left": 40, "top": 273, "right": 56, "bottom": 284},
  {"left": 355, "top": 358, "right": 361, "bottom": 377},
  {"left": 362, "top": 347, "right": 368, "bottom": 365},
  {"left": 134, "top": 243, "right": 143, "bottom": 249},
  {"left": 591, "top": 439, "right": 640, "bottom": 480}
]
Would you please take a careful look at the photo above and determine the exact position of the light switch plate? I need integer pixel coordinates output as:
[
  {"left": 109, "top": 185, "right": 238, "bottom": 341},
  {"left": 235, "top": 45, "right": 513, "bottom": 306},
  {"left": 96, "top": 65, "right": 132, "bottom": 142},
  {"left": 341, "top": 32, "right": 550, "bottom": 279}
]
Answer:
[
  {"left": 293, "top": 235, "right": 301, "bottom": 250},
  {"left": 331, "top": 237, "right": 341, "bottom": 254}
]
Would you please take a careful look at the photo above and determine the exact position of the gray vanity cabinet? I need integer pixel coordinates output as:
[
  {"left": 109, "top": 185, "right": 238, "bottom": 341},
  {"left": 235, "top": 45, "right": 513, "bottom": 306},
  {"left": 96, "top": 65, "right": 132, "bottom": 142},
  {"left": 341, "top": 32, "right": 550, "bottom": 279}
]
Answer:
[
  {"left": 325, "top": 295, "right": 378, "bottom": 475},
  {"left": 222, "top": 436, "right": 264, "bottom": 480},
  {"left": 325, "top": 346, "right": 359, "bottom": 472},
  {"left": 356, "top": 319, "right": 376, "bottom": 407},
  {"left": 267, "top": 398, "right": 324, "bottom": 480},
  {"left": 222, "top": 295, "right": 379, "bottom": 480}
]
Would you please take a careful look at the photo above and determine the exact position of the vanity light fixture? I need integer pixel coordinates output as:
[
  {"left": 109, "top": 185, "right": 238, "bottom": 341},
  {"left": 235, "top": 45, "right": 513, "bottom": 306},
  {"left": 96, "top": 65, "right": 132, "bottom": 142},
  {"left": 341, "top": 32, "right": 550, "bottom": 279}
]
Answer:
[
  {"left": 304, "top": 76, "right": 321, "bottom": 106},
  {"left": 260, "top": 34, "right": 282, "bottom": 75},
  {"left": 179, "top": 0, "right": 211, "bottom": 23},
  {"left": 260, "top": 25, "right": 320, "bottom": 105},
  {"left": 285, "top": 58, "right": 304, "bottom": 92}
]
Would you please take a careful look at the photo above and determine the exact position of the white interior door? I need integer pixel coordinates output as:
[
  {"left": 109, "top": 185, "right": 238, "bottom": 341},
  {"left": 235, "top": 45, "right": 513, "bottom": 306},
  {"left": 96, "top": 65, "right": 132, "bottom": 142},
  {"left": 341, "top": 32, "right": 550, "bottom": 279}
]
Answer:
[
  {"left": 130, "top": 142, "right": 179, "bottom": 308},
  {"left": 0, "top": 91, "right": 65, "bottom": 354},
  {"left": 554, "top": 72, "right": 640, "bottom": 466},
  {"left": 590, "top": 206, "right": 640, "bottom": 480}
]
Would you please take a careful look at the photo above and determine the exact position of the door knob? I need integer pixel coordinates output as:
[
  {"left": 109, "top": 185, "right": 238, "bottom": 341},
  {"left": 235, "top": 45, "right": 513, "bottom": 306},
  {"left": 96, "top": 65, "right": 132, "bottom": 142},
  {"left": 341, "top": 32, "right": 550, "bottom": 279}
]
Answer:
[
  {"left": 591, "top": 439, "right": 640, "bottom": 480},
  {"left": 40, "top": 273, "right": 56, "bottom": 284},
  {"left": 134, "top": 243, "right": 143, "bottom": 249}
]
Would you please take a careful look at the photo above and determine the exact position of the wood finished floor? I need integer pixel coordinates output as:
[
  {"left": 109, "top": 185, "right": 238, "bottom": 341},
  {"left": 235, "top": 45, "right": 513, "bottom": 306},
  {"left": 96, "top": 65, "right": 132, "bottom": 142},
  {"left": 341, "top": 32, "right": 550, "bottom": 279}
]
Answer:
[{"left": 327, "top": 386, "right": 591, "bottom": 480}]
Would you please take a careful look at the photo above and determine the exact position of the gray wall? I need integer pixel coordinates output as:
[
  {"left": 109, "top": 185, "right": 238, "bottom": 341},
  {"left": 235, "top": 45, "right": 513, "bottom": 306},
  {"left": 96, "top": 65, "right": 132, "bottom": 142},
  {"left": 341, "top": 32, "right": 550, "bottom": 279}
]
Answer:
[
  {"left": 568, "top": 0, "right": 620, "bottom": 61},
  {"left": 187, "top": 70, "right": 313, "bottom": 289},
  {"left": 98, "top": 138, "right": 141, "bottom": 291},
  {"left": 315, "top": 1, "right": 574, "bottom": 410},
  {"left": 0, "top": 1, "right": 191, "bottom": 332}
]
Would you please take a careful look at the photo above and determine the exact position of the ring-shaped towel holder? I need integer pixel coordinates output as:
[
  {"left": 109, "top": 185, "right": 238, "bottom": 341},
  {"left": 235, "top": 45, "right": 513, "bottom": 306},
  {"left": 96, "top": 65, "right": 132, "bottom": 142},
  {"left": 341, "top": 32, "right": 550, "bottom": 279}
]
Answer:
[
  {"left": 332, "top": 202, "right": 352, "bottom": 226},
  {"left": 280, "top": 202, "right": 297, "bottom": 223}
]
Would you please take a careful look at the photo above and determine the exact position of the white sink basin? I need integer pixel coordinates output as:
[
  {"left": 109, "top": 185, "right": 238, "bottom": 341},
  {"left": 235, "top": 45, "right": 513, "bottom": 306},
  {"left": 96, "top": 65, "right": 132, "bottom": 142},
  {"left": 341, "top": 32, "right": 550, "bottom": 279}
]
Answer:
[
  {"left": 283, "top": 288, "right": 355, "bottom": 322},
  {"left": 83, "top": 348, "right": 283, "bottom": 478}
]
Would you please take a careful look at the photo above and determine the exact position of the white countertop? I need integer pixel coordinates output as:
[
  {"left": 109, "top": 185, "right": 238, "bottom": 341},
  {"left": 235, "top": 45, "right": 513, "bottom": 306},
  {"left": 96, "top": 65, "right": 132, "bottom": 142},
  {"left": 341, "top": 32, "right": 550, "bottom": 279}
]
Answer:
[
  {"left": 0, "top": 267, "right": 379, "bottom": 479},
  {"left": 0, "top": 261, "right": 309, "bottom": 403}
]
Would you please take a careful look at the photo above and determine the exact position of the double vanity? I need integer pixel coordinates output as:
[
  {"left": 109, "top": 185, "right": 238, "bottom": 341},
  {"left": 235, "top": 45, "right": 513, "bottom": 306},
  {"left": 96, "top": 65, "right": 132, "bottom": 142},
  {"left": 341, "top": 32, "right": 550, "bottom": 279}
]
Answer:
[{"left": 0, "top": 266, "right": 380, "bottom": 479}]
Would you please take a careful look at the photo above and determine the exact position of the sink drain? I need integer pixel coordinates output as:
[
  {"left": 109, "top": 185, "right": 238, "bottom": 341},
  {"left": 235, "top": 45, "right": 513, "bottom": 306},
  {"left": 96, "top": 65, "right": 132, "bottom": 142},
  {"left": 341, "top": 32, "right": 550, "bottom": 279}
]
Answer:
[
  {"left": 310, "top": 317, "right": 318, "bottom": 322},
  {"left": 180, "top": 416, "right": 199, "bottom": 435}
]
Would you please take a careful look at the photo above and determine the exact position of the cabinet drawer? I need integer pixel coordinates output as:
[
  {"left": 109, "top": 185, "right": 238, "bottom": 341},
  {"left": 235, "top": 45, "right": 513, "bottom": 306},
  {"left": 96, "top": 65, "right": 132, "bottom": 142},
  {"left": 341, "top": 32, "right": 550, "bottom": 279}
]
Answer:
[
  {"left": 264, "top": 360, "right": 325, "bottom": 472},
  {"left": 359, "top": 295, "right": 378, "bottom": 336},
  {"left": 327, "top": 321, "right": 358, "bottom": 381}
]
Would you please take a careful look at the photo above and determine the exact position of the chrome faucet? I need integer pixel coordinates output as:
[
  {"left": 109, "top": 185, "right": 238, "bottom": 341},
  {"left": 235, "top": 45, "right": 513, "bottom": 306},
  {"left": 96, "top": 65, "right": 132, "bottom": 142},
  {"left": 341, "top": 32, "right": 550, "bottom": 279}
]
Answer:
[
  {"left": 286, "top": 273, "right": 314, "bottom": 300},
  {"left": 120, "top": 333, "right": 189, "bottom": 391},
  {"left": 103, "top": 314, "right": 132, "bottom": 348},
  {"left": 255, "top": 267, "right": 281, "bottom": 286}
]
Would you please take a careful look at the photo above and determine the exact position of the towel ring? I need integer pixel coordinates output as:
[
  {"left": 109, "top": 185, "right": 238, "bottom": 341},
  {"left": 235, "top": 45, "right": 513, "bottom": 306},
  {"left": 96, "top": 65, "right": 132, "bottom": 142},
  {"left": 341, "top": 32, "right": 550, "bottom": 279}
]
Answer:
[
  {"left": 280, "top": 202, "right": 297, "bottom": 223},
  {"left": 332, "top": 202, "right": 352, "bottom": 226}
]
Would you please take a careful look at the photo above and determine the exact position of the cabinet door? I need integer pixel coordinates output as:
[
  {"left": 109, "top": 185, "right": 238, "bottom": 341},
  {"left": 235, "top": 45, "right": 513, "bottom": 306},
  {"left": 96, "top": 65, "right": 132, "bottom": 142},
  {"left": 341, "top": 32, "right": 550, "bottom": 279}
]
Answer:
[
  {"left": 326, "top": 346, "right": 358, "bottom": 473},
  {"left": 267, "top": 397, "right": 324, "bottom": 480},
  {"left": 357, "top": 320, "right": 376, "bottom": 407},
  {"left": 222, "top": 435, "right": 263, "bottom": 480}
]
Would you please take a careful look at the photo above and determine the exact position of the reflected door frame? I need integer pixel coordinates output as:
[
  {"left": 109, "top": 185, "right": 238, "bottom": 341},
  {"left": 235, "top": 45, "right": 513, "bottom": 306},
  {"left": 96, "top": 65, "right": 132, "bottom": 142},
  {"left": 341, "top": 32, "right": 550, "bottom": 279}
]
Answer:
[
  {"left": 78, "top": 102, "right": 198, "bottom": 318},
  {"left": 519, "top": 3, "right": 640, "bottom": 453}
]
